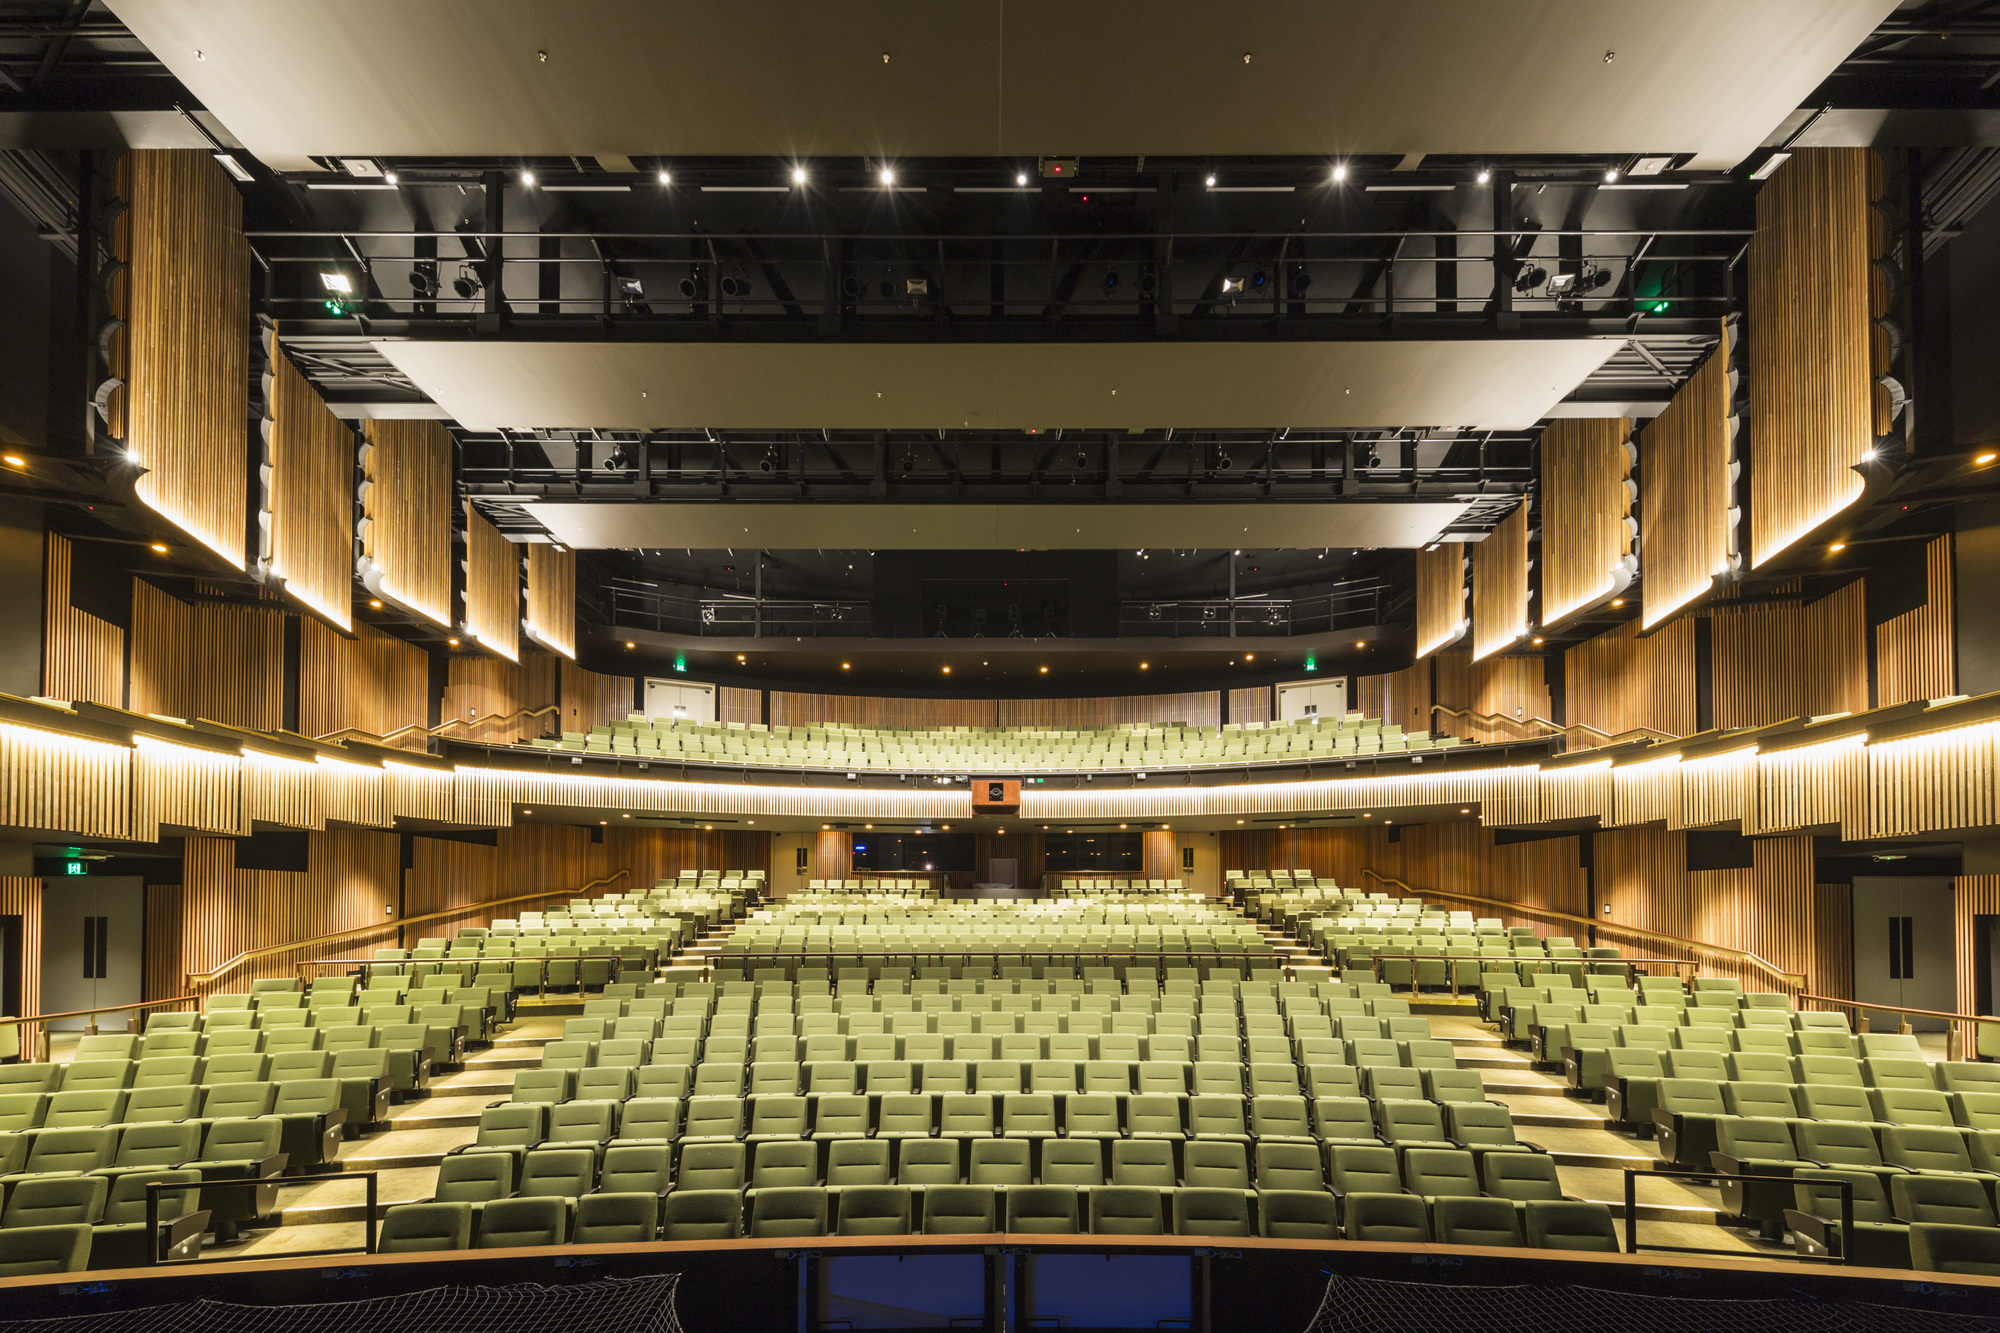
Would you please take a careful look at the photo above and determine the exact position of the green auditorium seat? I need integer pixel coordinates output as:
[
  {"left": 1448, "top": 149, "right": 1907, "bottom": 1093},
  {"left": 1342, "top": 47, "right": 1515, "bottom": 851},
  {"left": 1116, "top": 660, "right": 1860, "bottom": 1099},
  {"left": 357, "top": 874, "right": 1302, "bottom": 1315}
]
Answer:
[
  {"left": 476, "top": 1195, "right": 567, "bottom": 1247},
  {"left": 0, "top": 1224, "right": 92, "bottom": 1275},
  {"left": 378, "top": 1202, "right": 473, "bottom": 1252},
  {"left": 1523, "top": 1200, "right": 1619, "bottom": 1251}
]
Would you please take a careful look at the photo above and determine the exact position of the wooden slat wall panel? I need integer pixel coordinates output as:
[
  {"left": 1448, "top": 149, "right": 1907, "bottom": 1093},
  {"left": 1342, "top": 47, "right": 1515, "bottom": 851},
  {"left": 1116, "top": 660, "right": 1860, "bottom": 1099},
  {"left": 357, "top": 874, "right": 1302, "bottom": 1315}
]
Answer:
[
  {"left": 0, "top": 722, "right": 131, "bottom": 839},
  {"left": 1812, "top": 883, "right": 1854, "bottom": 1009},
  {"left": 1597, "top": 828, "right": 1816, "bottom": 994},
  {"left": 440, "top": 653, "right": 560, "bottom": 744},
  {"left": 718, "top": 686, "right": 764, "bottom": 727},
  {"left": 386, "top": 764, "right": 453, "bottom": 823},
  {"left": 1141, "top": 831, "right": 1179, "bottom": 882},
  {"left": 1540, "top": 418, "right": 1634, "bottom": 626},
  {"left": 1224, "top": 826, "right": 1588, "bottom": 924},
  {"left": 0, "top": 879, "right": 42, "bottom": 1020},
  {"left": 1752, "top": 736, "right": 1866, "bottom": 835},
  {"left": 1876, "top": 535, "right": 1955, "bottom": 707},
  {"left": 403, "top": 823, "right": 594, "bottom": 940},
  {"left": 1952, "top": 876, "right": 2000, "bottom": 1053},
  {"left": 589, "top": 827, "right": 771, "bottom": 889},
  {"left": 1673, "top": 747, "right": 1757, "bottom": 830},
  {"left": 129, "top": 583, "right": 285, "bottom": 730},
  {"left": 43, "top": 534, "right": 124, "bottom": 708},
  {"left": 976, "top": 829, "right": 1047, "bottom": 890},
  {"left": 111, "top": 150, "right": 250, "bottom": 569},
  {"left": 1613, "top": 757, "right": 1678, "bottom": 828},
  {"left": 767, "top": 692, "right": 1223, "bottom": 731},
  {"left": 1227, "top": 687, "right": 1273, "bottom": 725},
  {"left": 560, "top": 659, "right": 635, "bottom": 734},
  {"left": 1641, "top": 323, "right": 1738, "bottom": 629},
  {"left": 1471, "top": 504, "right": 1531, "bottom": 661},
  {"left": 1564, "top": 618, "right": 1696, "bottom": 747},
  {"left": 523, "top": 545, "right": 576, "bottom": 659},
  {"left": 242, "top": 750, "right": 322, "bottom": 830},
  {"left": 317, "top": 759, "right": 391, "bottom": 829},
  {"left": 1433, "top": 652, "right": 1550, "bottom": 744},
  {"left": 1357, "top": 662, "right": 1431, "bottom": 736},
  {"left": 813, "top": 831, "right": 853, "bottom": 881},
  {"left": 133, "top": 739, "right": 244, "bottom": 840},
  {"left": 359, "top": 420, "right": 452, "bottom": 626},
  {"left": 1866, "top": 722, "right": 1998, "bottom": 837},
  {"left": 262, "top": 336, "right": 353, "bottom": 629},
  {"left": 147, "top": 830, "right": 400, "bottom": 1000},
  {"left": 1538, "top": 764, "right": 1613, "bottom": 826},
  {"left": 1748, "top": 148, "right": 1880, "bottom": 567},
  {"left": 461, "top": 502, "right": 519, "bottom": 662},
  {"left": 1414, "top": 542, "right": 1466, "bottom": 658},
  {"left": 1711, "top": 581, "right": 1868, "bottom": 730},
  {"left": 299, "top": 619, "right": 431, "bottom": 747}
]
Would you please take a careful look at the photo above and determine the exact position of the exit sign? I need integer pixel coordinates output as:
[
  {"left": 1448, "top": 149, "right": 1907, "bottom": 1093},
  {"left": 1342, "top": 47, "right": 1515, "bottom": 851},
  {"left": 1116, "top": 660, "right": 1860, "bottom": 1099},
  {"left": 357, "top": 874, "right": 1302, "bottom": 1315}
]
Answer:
[{"left": 63, "top": 860, "right": 85, "bottom": 876}]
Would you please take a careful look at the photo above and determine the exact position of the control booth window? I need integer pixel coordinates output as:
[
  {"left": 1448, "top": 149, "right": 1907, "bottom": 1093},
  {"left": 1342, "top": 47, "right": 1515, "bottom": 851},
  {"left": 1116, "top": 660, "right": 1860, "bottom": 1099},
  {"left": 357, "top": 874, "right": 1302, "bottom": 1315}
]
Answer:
[
  {"left": 1045, "top": 832, "right": 1143, "bottom": 872},
  {"left": 852, "top": 832, "right": 975, "bottom": 872}
]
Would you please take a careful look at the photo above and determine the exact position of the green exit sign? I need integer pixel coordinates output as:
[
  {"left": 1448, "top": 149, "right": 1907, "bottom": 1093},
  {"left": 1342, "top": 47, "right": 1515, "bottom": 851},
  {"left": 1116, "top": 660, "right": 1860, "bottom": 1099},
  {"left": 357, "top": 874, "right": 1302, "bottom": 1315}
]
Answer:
[
  {"left": 1303, "top": 656, "right": 1317, "bottom": 672},
  {"left": 673, "top": 655, "right": 687, "bottom": 673},
  {"left": 63, "top": 860, "right": 85, "bottom": 876}
]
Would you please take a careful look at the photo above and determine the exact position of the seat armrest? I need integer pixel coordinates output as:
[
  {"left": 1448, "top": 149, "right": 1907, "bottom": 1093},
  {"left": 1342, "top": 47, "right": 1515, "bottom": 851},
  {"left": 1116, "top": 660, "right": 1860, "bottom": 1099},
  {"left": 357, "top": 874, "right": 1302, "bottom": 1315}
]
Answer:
[
  {"left": 1709, "top": 1151, "right": 1748, "bottom": 1174},
  {"left": 1649, "top": 1108, "right": 1676, "bottom": 1134}
]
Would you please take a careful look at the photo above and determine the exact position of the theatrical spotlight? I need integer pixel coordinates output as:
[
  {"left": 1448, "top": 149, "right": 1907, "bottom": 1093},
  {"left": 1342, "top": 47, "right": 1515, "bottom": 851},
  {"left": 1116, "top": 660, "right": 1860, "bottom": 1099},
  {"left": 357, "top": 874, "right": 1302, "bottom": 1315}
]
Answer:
[
  {"left": 1287, "top": 267, "right": 1311, "bottom": 298},
  {"left": 719, "top": 273, "right": 751, "bottom": 298},
  {"left": 451, "top": 265, "right": 481, "bottom": 300},
  {"left": 1138, "top": 269, "right": 1158, "bottom": 299},
  {"left": 1101, "top": 270, "right": 1120, "bottom": 297},
  {"left": 1248, "top": 269, "right": 1270, "bottom": 293},
  {"left": 1512, "top": 263, "right": 1548, "bottom": 293},
  {"left": 408, "top": 268, "right": 439, "bottom": 300}
]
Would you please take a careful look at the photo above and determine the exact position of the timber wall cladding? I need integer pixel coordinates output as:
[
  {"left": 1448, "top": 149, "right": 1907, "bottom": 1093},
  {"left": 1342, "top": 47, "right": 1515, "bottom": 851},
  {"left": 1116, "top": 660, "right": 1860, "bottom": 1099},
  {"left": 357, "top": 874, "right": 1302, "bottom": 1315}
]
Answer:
[
  {"left": 1227, "top": 687, "right": 1273, "bottom": 725},
  {"left": 1540, "top": 417, "right": 1635, "bottom": 627},
  {"left": 359, "top": 419, "right": 453, "bottom": 627},
  {"left": 1876, "top": 534, "right": 1956, "bottom": 707},
  {"left": 1563, "top": 618, "right": 1697, "bottom": 747},
  {"left": 1357, "top": 661, "right": 1431, "bottom": 738},
  {"left": 109, "top": 150, "right": 251, "bottom": 570},
  {"left": 1952, "top": 876, "right": 2000, "bottom": 1052},
  {"left": 461, "top": 501, "right": 519, "bottom": 662},
  {"left": 1748, "top": 148, "right": 1883, "bottom": 568},
  {"left": 260, "top": 337, "right": 354, "bottom": 630},
  {"left": 43, "top": 534, "right": 124, "bottom": 708},
  {"left": 0, "top": 878, "right": 42, "bottom": 1020},
  {"left": 1414, "top": 542, "right": 1466, "bottom": 658},
  {"left": 1432, "top": 652, "right": 1551, "bottom": 745},
  {"left": 1470, "top": 504, "right": 1531, "bottom": 662},
  {"left": 561, "top": 659, "right": 636, "bottom": 734},
  {"left": 812, "top": 831, "right": 854, "bottom": 881},
  {"left": 1709, "top": 581, "right": 1868, "bottom": 730},
  {"left": 1641, "top": 323, "right": 1739, "bottom": 630},
  {"left": 766, "top": 691, "right": 1224, "bottom": 730},
  {"left": 1221, "top": 825, "right": 1589, "bottom": 923},
  {"left": 718, "top": 686, "right": 764, "bottom": 728},
  {"left": 523, "top": 545, "right": 577, "bottom": 660},
  {"left": 128, "top": 581, "right": 285, "bottom": 730},
  {"left": 299, "top": 619, "right": 430, "bottom": 747},
  {"left": 441, "top": 652, "right": 560, "bottom": 744},
  {"left": 0, "top": 722, "right": 131, "bottom": 839},
  {"left": 147, "top": 831, "right": 402, "bottom": 1000}
]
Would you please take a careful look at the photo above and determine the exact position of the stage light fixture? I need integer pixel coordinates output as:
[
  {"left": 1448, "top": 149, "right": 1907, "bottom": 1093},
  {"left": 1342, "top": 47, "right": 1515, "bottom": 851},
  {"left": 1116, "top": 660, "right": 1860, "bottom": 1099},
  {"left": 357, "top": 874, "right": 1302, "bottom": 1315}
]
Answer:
[
  {"left": 657, "top": 170, "right": 671, "bottom": 185},
  {"left": 1545, "top": 272, "right": 1578, "bottom": 296},
  {"left": 520, "top": 170, "right": 536, "bottom": 186},
  {"left": 1205, "top": 173, "right": 1218, "bottom": 186},
  {"left": 1513, "top": 264, "right": 1548, "bottom": 293},
  {"left": 879, "top": 166, "right": 896, "bottom": 186},
  {"left": 1604, "top": 168, "right": 1619, "bottom": 183},
  {"left": 1248, "top": 269, "right": 1269, "bottom": 292},
  {"left": 1476, "top": 169, "right": 1490, "bottom": 185},
  {"left": 319, "top": 272, "right": 352, "bottom": 294},
  {"left": 1331, "top": 164, "right": 1347, "bottom": 183},
  {"left": 382, "top": 171, "right": 398, "bottom": 186},
  {"left": 408, "top": 269, "right": 439, "bottom": 299},
  {"left": 452, "top": 267, "right": 481, "bottom": 300},
  {"left": 1219, "top": 276, "right": 1243, "bottom": 294},
  {"left": 1101, "top": 271, "right": 1119, "bottom": 297},
  {"left": 792, "top": 166, "right": 808, "bottom": 186}
]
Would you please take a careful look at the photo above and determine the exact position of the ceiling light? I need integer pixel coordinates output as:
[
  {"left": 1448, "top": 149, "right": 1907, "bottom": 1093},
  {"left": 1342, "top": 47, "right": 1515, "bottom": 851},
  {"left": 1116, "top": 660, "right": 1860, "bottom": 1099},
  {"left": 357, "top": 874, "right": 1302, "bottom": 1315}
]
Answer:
[
  {"left": 621, "top": 813, "right": 630, "bottom": 818},
  {"left": 212, "top": 153, "right": 254, "bottom": 182},
  {"left": 1476, "top": 169, "right": 1490, "bottom": 185},
  {"left": 880, "top": 166, "right": 895, "bottom": 186},
  {"left": 737, "top": 654, "right": 746, "bottom": 661},
  {"left": 520, "top": 170, "right": 536, "bottom": 187},
  {"left": 149, "top": 543, "right": 168, "bottom": 554},
  {"left": 1460, "top": 809, "right": 1470, "bottom": 814},
  {"left": 942, "top": 665, "right": 951, "bottom": 673},
  {"left": 1206, "top": 174, "right": 1217, "bottom": 187},
  {"left": 625, "top": 641, "right": 636, "bottom": 649},
  {"left": 1354, "top": 641, "right": 1366, "bottom": 649},
  {"left": 1978, "top": 453, "right": 1997, "bottom": 465},
  {"left": 841, "top": 662, "right": 850, "bottom": 669},
  {"left": 1140, "top": 662, "right": 1149, "bottom": 669},
  {"left": 1604, "top": 168, "right": 1619, "bottom": 183},
  {"left": 657, "top": 170, "right": 671, "bottom": 185},
  {"left": 1610, "top": 598, "right": 1624, "bottom": 607},
  {"left": 446, "top": 637, "right": 459, "bottom": 646},
  {"left": 792, "top": 166, "right": 808, "bottom": 186},
  {"left": 1235, "top": 819, "right": 1244, "bottom": 825},
  {"left": 382, "top": 171, "right": 398, "bottom": 186},
  {"left": 1016, "top": 172, "right": 1028, "bottom": 186},
  {"left": 318, "top": 272, "right": 352, "bottom": 294},
  {"left": 1331, "top": 164, "right": 1347, "bottom": 183},
  {"left": 1829, "top": 542, "right": 1846, "bottom": 553},
  {"left": 367, "top": 598, "right": 381, "bottom": 608},
  {"left": 1039, "top": 666, "right": 1048, "bottom": 673},
  {"left": 1245, "top": 653, "right": 1254, "bottom": 660},
  {"left": 1532, "top": 637, "right": 1544, "bottom": 645}
]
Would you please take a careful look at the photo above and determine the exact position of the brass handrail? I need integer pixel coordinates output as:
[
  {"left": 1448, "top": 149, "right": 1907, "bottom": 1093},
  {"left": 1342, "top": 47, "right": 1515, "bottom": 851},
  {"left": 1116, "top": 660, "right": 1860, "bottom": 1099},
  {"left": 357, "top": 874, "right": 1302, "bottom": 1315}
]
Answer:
[
  {"left": 1799, "top": 991, "right": 2000, "bottom": 1062},
  {"left": 1428, "top": 705, "right": 1679, "bottom": 744},
  {"left": 185, "top": 870, "right": 632, "bottom": 989},
  {"left": 0, "top": 995, "right": 199, "bottom": 1062},
  {"left": 314, "top": 704, "right": 560, "bottom": 745},
  {"left": 1360, "top": 868, "right": 1808, "bottom": 991}
]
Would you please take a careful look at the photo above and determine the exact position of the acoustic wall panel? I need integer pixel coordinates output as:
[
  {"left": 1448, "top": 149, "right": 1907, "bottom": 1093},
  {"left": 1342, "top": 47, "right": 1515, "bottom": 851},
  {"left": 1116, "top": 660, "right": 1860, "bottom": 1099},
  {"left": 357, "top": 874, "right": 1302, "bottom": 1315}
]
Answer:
[
  {"left": 461, "top": 501, "right": 519, "bottom": 662},
  {"left": 522, "top": 543, "right": 576, "bottom": 659},
  {"left": 261, "top": 335, "right": 353, "bottom": 629},
  {"left": 1539, "top": 417, "right": 1634, "bottom": 627},
  {"left": 1414, "top": 542, "right": 1467, "bottom": 659},
  {"left": 1640, "top": 323, "right": 1739, "bottom": 629},
  {"left": 1470, "top": 504, "right": 1530, "bottom": 662},
  {"left": 43, "top": 535, "right": 125, "bottom": 709},
  {"left": 1875, "top": 535, "right": 1955, "bottom": 708},
  {"left": 110, "top": 150, "right": 251, "bottom": 569},
  {"left": 359, "top": 419, "right": 453, "bottom": 626},
  {"left": 1747, "top": 148, "right": 1883, "bottom": 567}
]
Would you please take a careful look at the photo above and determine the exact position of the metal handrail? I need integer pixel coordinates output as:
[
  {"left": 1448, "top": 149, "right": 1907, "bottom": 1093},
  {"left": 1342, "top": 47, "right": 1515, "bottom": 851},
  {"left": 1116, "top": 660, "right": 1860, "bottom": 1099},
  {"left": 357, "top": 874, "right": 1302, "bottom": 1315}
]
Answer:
[
  {"left": 1428, "top": 705, "right": 1679, "bottom": 744},
  {"left": 1624, "top": 1168, "right": 1850, "bottom": 1265},
  {"left": 315, "top": 704, "right": 559, "bottom": 745},
  {"left": 1353, "top": 952, "right": 1702, "bottom": 999},
  {"left": 1359, "top": 869, "right": 1808, "bottom": 991},
  {"left": 185, "top": 871, "right": 631, "bottom": 990},
  {"left": 0, "top": 994, "right": 199, "bottom": 1063},
  {"left": 1799, "top": 991, "right": 2000, "bottom": 1062}
]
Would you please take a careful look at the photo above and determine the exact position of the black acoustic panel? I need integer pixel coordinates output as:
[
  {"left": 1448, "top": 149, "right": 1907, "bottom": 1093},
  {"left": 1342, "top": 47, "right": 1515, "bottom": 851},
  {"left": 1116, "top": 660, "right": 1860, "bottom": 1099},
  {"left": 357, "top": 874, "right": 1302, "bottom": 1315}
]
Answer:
[
  {"left": 232, "top": 830, "right": 311, "bottom": 873},
  {"left": 1685, "top": 830, "right": 1754, "bottom": 872}
]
